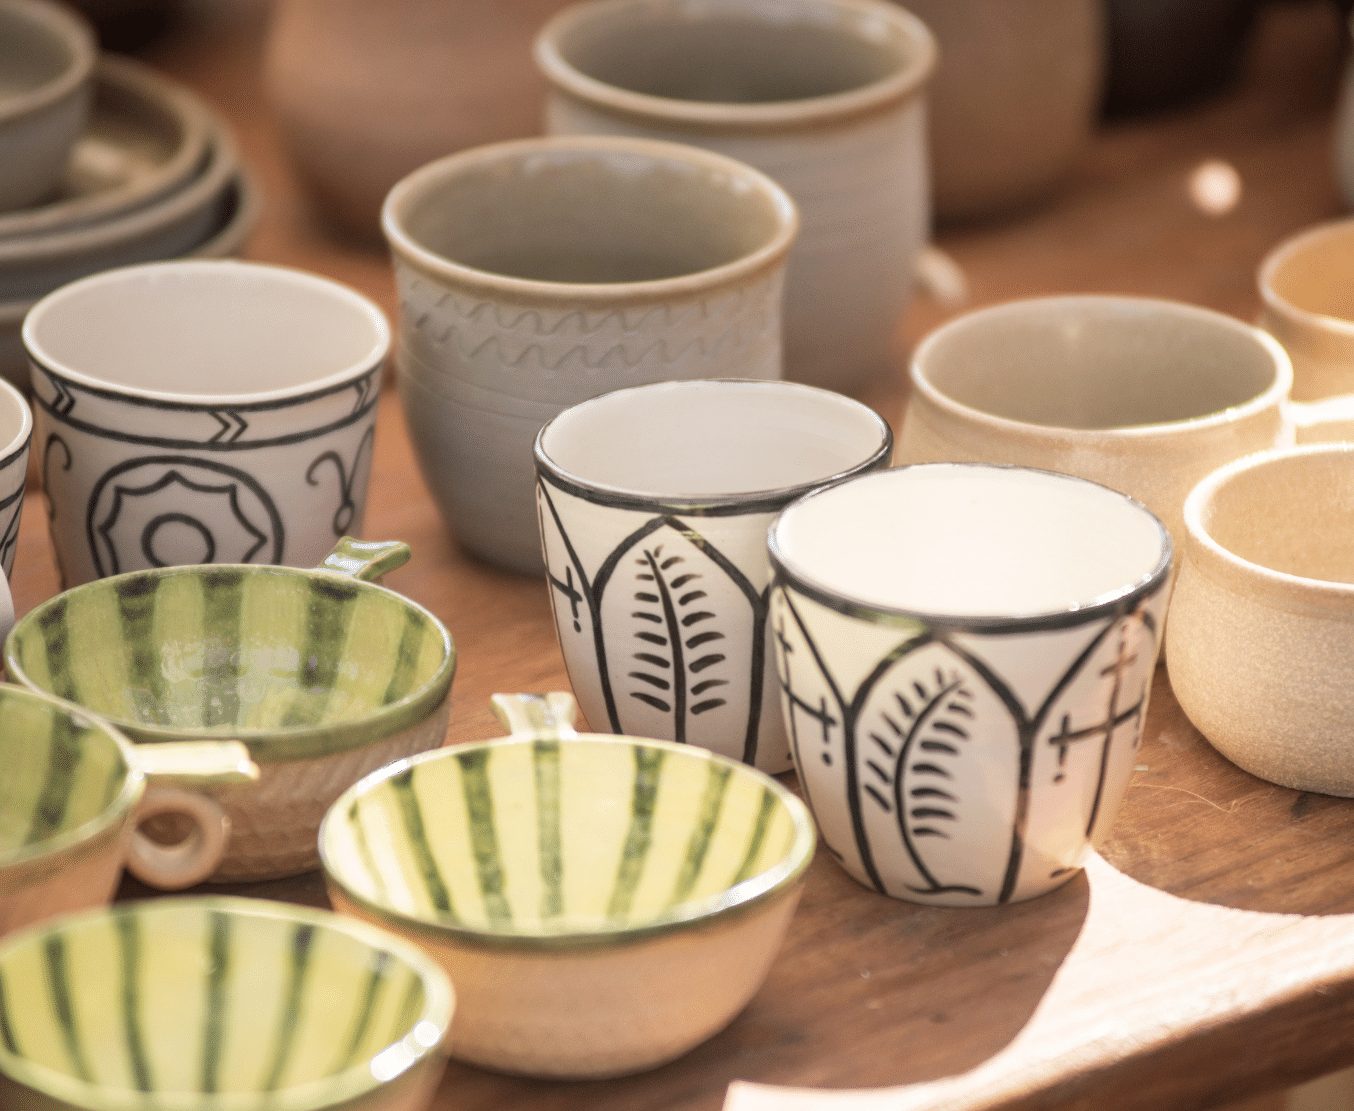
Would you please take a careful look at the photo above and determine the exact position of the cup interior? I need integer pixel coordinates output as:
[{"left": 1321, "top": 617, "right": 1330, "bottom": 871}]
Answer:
[
  {"left": 389, "top": 143, "right": 789, "bottom": 285},
  {"left": 323, "top": 737, "right": 808, "bottom": 937},
  {"left": 6, "top": 567, "right": 451, "bottom": 742},
  {"left": 772, "top": 465, "right": 1170, "bottom": 620},
  {"left": 547, "top": 0, "right": 912, "bottom": 105},
  {"left": 914, "top": 298, "right": 1281, "bottom": 430},
  {"left": 0, "top": 1, "right": 87, "bottom": 108},
  {"left": 1264, "top": 221, "right": 1354, "bottom": 323},
  {"left": 0, "top": 900, "right": 446, "bottom": 1103},
  {"left": 23, "top": 261, "right": 389, "bottom": 400},
  {"left": 538, "top": 380, "right": 889, "bottom": 499}
]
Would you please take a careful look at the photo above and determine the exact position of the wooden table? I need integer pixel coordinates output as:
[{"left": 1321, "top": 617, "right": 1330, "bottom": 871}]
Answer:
[{"left": 15, "top": 1, "right": 1354, "bottom": 1108}]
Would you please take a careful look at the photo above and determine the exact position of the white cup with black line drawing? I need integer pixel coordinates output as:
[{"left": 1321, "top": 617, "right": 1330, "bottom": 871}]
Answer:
[
  {"left": 23, "top": 259, "right": 388, "bottom": 586},
  {"left": 0, "top": 375, "right": 32, "bottom": 580},
  {"left": 534, "top": 379, "right": 892, "bottom": 773},
  {"left": 768, "top": 463, "right": 1172, "bottom": 906}
]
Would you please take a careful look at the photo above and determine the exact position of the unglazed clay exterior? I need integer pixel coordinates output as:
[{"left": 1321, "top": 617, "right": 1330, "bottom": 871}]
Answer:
[
  {"left": 1168, "top": 446, "right": 1354, "bottom": 796},
  {"left": 537, "top": 0, "right": 934, "bottom": 391}
]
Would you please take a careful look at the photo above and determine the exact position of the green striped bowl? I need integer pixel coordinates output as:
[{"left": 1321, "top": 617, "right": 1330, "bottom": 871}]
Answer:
[
  {"left": 0, "top": 897, "right": 454, "bottom": 1111},
  {"left": 319, "top": 692, "right": 815, "bottom": 1078}
]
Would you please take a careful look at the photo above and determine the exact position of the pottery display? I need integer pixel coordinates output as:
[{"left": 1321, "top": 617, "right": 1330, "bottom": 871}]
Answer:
[
  {"left": 4, "top": 537, "right": 457, "bottom": 881},
  {"left": 768, "top": 464, "right": 1172, "bottom": 906},
  {"left": 384, "top": 136, "right": 798, "bottom": 573},
  {"left": 0, "top": 897, "right": 454, "bottom": 1109},
  {"left": 265, "top": 0, "right": 573, "bottom": 241},
  {"left": 536, "top": 0, "right": 935, "bottom": 391},
  {"left": 1168, "top": 444, "right": 1354, "bottom": 796},
  {"left": 535, "top": 379, "right": 892, "bottom": 771},
  {"left": 25, "top": 259, "right": 386, "bottom": 584},
  {"left": 320, "top": 691, "right": 814, "bottom": 1078},
  {"left": 0, "top": 0, "right": 96, "bottom": 212},
  {"left": 0, "top": 375, "right": 30, "bottom": 579},
  {"left": 897, "top": 0, "right": 1103, "bottom": 222},
  {"left": 0, "top": 684, "right": 256, "bottom": 937}
]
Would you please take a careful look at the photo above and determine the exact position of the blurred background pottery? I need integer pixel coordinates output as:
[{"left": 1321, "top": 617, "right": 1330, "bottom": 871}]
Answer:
[
  {"left": 1340, "top": 15, "right": 1354, "bottom": 207},
  {"left": 898, "top": 0, "right": 1104, "bottom": 223},
  {"left": 66, "top": 0, "right": 182, "bottom": 51},
  {"left": 265, "top": 0, "right": 573, "bottom": 242},
  {"left": 0, "top": 376, "right": 30, "bottom": 579}
]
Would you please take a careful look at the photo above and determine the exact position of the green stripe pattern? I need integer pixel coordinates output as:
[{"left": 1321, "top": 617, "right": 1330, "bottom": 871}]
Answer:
[
  {"left": 0, "top": 902, "right": 430, "bottom": 1100},
  {"left": 327, "top": 739, "right": 799, "bottom": 934}
]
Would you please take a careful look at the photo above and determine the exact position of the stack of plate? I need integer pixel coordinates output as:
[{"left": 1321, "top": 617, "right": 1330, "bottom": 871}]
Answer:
[{"left": 0, "top": 55, "right": 258, "bottom": 387}]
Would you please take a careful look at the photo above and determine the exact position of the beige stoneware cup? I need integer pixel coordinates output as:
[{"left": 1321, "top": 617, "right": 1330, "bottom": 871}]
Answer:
[
  {"left": 1168, "top": 445, "right": 1354, "bottom": 796},
  {"left": 535, "top": 0, "right": 935, "bottom": 391},
  {"left": 383, "top": 136, "right": 798, "bottom": 573},
  {"left": 900, "top": 295, "right": 1354, "bottom": 556}
]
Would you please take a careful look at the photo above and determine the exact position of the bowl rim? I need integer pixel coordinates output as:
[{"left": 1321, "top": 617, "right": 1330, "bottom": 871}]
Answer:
[
  {"left": 319, "top": 732, "right": 817, "bottom": 949},
  {"left": 0, "top": 0, "right": 96, "bottom": 127},
  {"left": 0, "top": 895, "right": 455, "bottom": 1111},
  {"left": 3, "top": 563, "right": 457, "bottom": 762}
]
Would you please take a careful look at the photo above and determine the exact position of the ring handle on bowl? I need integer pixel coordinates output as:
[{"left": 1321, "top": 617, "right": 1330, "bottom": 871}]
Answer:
[
  {"left": 318, "top": 537, "right": 412, "bottom": 583},
  {"left": 491, "top": 692, "right": 580, "bottom": 739},
  {"left": 1286, "top": 395, "right": 1354, "bottom": 444},
  {"left": 126, "top": 741, "right": 258, "bottom": 891}
]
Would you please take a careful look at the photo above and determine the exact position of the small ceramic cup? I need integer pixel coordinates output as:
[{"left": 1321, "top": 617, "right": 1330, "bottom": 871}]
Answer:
[
  {"left": 4, "top": 537, "right": 456, "bottom": 882},
  {"left": 24, "top": 259, "right": 390, "bottom": 586},
  {"left": 0, "top": 684, "right": 257, "bottom": 938},
  {"left": 384, "top": 135, "right": 798, "bottom": 573},
  {"left": 769, "top": 464, "right": 1172, "bottom": 906},
  {"left": 535, "top": 379, "right": 892, "bottom": 772},
  {"left": 900, "top": 296, "right": 1354, "bottom": 557},
  {"left": 1167, "top": 444, "right": 1354, "bottom": 796},
  {"left": 535, "top": 0, "right": 935, "bottom": 391},
  {"left": 0, "top": 897, "right": 454, "bottom": 1111},
  {"left": 320, "top": 692, "right": 815, "bottom": 1079},
  {"left": 0, "top": 0, "right": 96, "bottom": 212},
  {"left": 0, "top": 375, "right": 32, "bottom": 579}
]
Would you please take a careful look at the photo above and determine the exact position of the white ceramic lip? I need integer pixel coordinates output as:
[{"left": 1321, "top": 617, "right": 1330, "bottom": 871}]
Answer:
[
  {"left": 23, "top": 259, "right": 391, "bottom": 407},
  {"left": 382, "top": 135, "right": 799, "bottom": 304},
  {"left": 0, "top": 0, "right": 96, "bottom": 125},
  {"left": 535, "top": 0, "right": 937, "bottom": 131},
  {"left": 534, "top": 378, "right": 893, "bottom": 512},
  {"left": 769, "top": 462, "right": 1174, "bottom": 631},
  {"left": 1257, "top": 217, "right": 1354, "bottom": 338},
  {"left": 0, "top": 896, "right": 455, "bottom": 1111},
  {"left": 910, "top": 295, "right": 1294, "bottom": 440},
  {"left": 0, "top": 376, "right": 32, "bottom": 467}
]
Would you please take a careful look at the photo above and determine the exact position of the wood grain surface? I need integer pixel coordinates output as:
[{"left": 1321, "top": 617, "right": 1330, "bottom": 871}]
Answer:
[{"left": 11, "top": 1, "right": 1351, "bottom": 1108}]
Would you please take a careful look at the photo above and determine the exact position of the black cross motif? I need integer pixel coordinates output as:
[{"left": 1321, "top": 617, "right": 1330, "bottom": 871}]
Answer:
[
  {"left": 1047, "top": 625, "right": 1142, "bottom": 784},
  {"left": 548, "top": 564, "right": 585, "bottom": 632},
  {"left": 775, "top": 615, "right": 838, "bottom": 765}
]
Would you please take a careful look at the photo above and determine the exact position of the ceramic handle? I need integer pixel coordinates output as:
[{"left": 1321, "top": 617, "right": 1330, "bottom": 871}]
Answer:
[
  {"left": 490, "top": 692, "right": 580, "bottom": 739},
  {"left": 318, "top": 537, "right": 412, "bottom": 582},
  {"left": 126, "top": 741, "right": 258, "bottom": 891},
  {"left": 1285, "top": 395, "right": 1354, "bottom": 443}
]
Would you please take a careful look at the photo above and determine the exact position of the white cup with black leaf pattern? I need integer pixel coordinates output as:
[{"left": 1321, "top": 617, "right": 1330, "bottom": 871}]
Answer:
[
  {"left": 535, "top": 378, "right": 892, "bottom": 772},
  {"left": 23, "top": 259, "right": 388, "bottom": 586}
]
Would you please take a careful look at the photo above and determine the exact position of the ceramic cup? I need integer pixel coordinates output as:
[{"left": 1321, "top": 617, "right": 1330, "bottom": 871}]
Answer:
[
  {"left": 0, "top": 684, "right": 257, "bottom": 938},
  {"left": 4, "top": 537, "right": 456, "bottom": 882},
  {"left": 535, "top": 379, "right": 892, "bottom": 772},
  {"left": 23, "top": 259, "right": 389, "bottom": 586},
  {"left": 0, "top": 375, "right": 32, "bottom": 579},
  {"left": 1167, "top": 444, "right": 1354, "bottom": 796},
  {"left": 320, "top": 691, "right": 814, "bottom": 1079},
  {"left": 0, "top": 897, "right": 454, "bottom": 1111},
  {"left": 900, "top": 296, "right": 1354, "bottom": 558},
  {"left": 383, "top": 135, "right": 798, "bottom": 574},
  {"left": 769, "top": 464, "right": 1172, "bottom": 906},
  {"left": 535, "top": 0, "right": 935, "bottom": 391}
]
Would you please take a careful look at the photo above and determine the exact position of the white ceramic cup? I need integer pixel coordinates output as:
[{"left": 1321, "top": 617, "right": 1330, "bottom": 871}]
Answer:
[
  {"left": 0, "top": 376, "right": 32, "bottom": 579},
  {"left": 23, "top": 260, "right": 389, "bottom": 586},
  {"left": 535, "top": 379, "right": 892, "bottom": 772},
  {"left": 769, "top": 463, "right": 1172, "bottom": 906},
  {"left": 1168, "top": 444, "right": 1354, "bottom": 796}
]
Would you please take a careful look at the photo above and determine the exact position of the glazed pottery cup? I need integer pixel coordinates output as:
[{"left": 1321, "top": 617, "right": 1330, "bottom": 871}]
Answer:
[
  {"left": 1167, "top": 445, "right": 1354, "bottom": 796},
  {"left": 23, "top": 259, "right": 389, "bottom": 587},
  {"left": 535, "top": 379, "right": 892, "bottom": 773},
  {"left": 535, "top": 0, "right": 935, "bottom": 391},
  {"left": 900, "top": 296, "right": 1354, "bottom": 557},
  {"left": 4, "top": 537, "right": 456, "bottom": 882},
  {"left": 383, "top": 136, "right": 798, "bottom": 574},
  {"left": 0, "top": 897, "right": 454, "bottom": 1110},
  {"left": 769, "top": 464, "right": 1172, "bottom": 906},
  {"left": 320, "top": 691, "right": 814, "bottom": 1079},
  {"left": 0, "top": 0, "right": 96, "bottom": 212},
  {"left": 0, "top": 684, "right": 257, "bottom": 938},
  {"left": 0, "top": 374, "right": 32, "bottom": 579},
  {"left": 1258, "top": 218, "right": 1354, "bottom": 403}
]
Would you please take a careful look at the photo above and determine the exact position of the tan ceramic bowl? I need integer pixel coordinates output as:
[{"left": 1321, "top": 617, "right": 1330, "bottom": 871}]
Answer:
[{"left": 1167, "top": 444, "right": 1354, "bottom": 795}]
